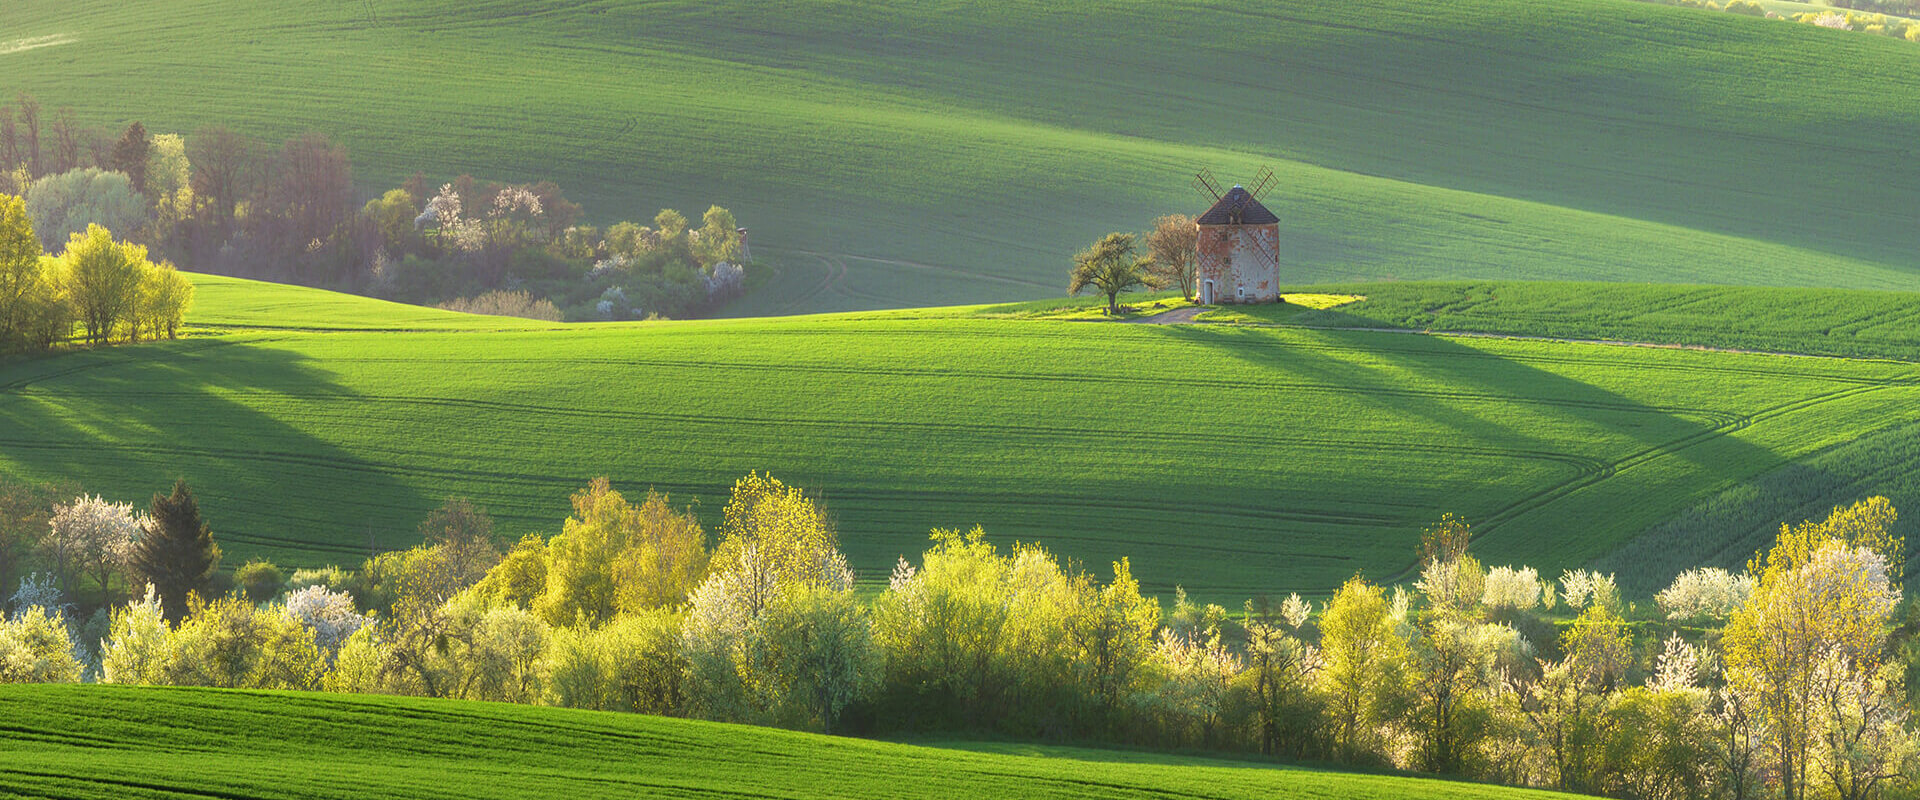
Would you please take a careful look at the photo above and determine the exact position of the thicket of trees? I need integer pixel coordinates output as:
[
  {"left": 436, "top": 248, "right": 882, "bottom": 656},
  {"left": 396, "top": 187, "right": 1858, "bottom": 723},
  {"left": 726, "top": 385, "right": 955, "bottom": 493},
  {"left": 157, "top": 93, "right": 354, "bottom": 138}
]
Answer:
[
  {"left": 0, "top": 192, "right": 191, "bottom": 352},
  {"left": 1662, "top": 0, "right": 1920, "bottom": 43},
  {"left": 0, "top": 92, "right": 752, "bottom": 323},
  {"left": 3, "top": 471, "right": 1918, "bottom": 800}
]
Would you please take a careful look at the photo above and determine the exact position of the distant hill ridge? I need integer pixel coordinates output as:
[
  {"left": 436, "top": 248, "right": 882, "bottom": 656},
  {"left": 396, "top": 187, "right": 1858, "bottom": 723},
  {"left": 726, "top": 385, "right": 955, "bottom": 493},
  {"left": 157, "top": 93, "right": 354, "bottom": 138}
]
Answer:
[{"left": 3, "top": 0, "right": 1918, "bottom": 313}]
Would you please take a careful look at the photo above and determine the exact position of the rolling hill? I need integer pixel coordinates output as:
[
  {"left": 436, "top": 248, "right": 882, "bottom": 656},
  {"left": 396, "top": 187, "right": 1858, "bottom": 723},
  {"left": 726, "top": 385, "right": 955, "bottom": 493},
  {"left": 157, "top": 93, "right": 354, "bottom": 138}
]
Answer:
[
  {"left": 3, "top": 275, "right": 1919, "bottom": 599},
  {"left": 0, "top": 684, "right": 1590, "bottom": 799},
  {"left": 4, "top": 0, "right": 1920, "bottom": 314}
]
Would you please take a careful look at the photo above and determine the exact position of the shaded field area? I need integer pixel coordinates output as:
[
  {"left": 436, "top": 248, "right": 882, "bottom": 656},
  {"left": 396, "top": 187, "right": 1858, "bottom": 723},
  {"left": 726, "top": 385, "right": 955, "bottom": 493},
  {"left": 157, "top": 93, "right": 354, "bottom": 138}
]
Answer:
[
  {"left": 5, "top": 278, "right": 1920, "bottom": 599},
  {"left": 1274, "top": 281, "right": 1920, "bottom": 361},
  {"left": 0, "top": 685, "right": 1590, "bottom": 800},
  {"left": 4, "top": 0, "right": 1920, "bottom": 313}
]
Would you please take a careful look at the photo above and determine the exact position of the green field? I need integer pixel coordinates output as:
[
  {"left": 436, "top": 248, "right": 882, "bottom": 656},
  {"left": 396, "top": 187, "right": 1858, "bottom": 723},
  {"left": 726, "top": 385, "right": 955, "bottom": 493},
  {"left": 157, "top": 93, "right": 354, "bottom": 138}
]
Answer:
[
  {"left": 4, "top": 275, "right": 1919, "bottom": 598},
  {"left": 5, "top": 0, "right": 1920, "bottom": 313},
  {"left": 0, "top": 685, "right": 1585, "bottom": 799}
]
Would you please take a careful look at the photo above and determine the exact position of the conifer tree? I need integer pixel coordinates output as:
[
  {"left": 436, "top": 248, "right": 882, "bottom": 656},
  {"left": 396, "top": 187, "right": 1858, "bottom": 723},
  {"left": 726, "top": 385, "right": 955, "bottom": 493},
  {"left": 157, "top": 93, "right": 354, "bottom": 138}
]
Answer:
[
  {"left": 130, "top": 478, "right": 220, "bottom": 620},
  {"left": 109, "top": 122, "right": 149, "bottom": 194}
]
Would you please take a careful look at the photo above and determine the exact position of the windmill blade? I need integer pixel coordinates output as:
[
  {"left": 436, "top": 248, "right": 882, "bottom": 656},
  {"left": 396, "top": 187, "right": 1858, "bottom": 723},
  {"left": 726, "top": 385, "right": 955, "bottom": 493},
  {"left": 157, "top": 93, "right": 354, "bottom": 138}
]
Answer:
[
  {"left": 1246, "top": 166, "right": 1277, "bottom": 200},
  {"left": 1193, "top": 168, "right": 1223, "bottom": 201}
]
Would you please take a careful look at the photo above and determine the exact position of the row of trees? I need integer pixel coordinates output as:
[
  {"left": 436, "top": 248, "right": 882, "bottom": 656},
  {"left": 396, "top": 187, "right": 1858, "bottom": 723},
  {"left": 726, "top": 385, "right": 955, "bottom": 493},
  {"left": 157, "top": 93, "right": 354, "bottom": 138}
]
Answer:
[
  {"left": 0, "top": 194, "right": 191, "bottom": 352},
  {"left": 0, "top": 91, "right": 753, "bottom": 323},
  {"left": 2, "top": 475, "right": 1916, "bottom": 799},
  {"left": 1664, "top": 0, "right": 1920, "bottom": 43}
]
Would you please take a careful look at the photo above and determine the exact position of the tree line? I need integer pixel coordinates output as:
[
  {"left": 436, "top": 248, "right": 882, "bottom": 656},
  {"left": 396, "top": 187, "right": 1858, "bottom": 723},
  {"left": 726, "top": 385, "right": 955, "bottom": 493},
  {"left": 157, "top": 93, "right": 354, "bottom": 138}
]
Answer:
[
  {"left": 0, "top": 193, "right": 191, "bottom": 352},
  {"left": 0, "top": 91, "right": 750, "bottom": 323},
  {"left": 1, "top": 472, "right": 1917, "bottom": 799}
]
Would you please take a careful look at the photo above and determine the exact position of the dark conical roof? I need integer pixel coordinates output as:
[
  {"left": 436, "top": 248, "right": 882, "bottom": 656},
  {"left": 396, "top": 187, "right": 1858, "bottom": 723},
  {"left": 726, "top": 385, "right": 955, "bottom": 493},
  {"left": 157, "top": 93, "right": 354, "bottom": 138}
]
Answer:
[{"left": 1196, "top": 185, "right": 1279, "bottom": 226}]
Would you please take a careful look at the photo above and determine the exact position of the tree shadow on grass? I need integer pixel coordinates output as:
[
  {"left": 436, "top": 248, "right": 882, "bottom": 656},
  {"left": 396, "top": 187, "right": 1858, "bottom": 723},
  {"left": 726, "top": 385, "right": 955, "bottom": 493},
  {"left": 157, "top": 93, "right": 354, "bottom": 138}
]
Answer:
[
  {"left": 0, "top": 335, "right": 435, "bottom": 568},
  {"left": 1137, "top": 320, "right": 1814, "bottom": 587}
]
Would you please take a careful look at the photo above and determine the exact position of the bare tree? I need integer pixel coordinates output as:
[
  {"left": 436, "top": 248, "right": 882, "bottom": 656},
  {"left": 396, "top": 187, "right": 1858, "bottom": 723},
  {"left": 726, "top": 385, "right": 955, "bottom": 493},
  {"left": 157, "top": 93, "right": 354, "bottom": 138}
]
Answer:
[
  {"left": 189, "top": 125, "right": 251, "bottom": 226},
  {"left": 49, "top": 108, "right": 79, "bottom": 175},
  {"left": 1145, "top": 214, "right": 1199, "bottom": 300},
  {"left": 16, "top": 93, "right": 40, "bottom": 178},
  {"left": 0, "top": 105, "right": 16, "bottom": 174},
  {"left": 84, "top": 127, "right": 112, "bottom": 170},
  {"left": 263, "top": 133, "right": 352, "bottom": 275}
]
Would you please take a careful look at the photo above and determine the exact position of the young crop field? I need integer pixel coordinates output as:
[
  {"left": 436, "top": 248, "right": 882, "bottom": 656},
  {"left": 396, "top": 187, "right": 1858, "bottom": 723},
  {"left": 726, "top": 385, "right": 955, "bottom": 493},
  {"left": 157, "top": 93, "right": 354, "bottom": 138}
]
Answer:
[
  {"left": 0, "top": 685, "right": 1588, "bottom": 799},
  {"left": 5, "top": 0, "right": 1920, "bottom": 314},
  {"left": 1271, "top": 281, "right": 1920, "bottom": 362},
  {"left": 4, "top": 276, "right": 1920, "bottom": 599}
]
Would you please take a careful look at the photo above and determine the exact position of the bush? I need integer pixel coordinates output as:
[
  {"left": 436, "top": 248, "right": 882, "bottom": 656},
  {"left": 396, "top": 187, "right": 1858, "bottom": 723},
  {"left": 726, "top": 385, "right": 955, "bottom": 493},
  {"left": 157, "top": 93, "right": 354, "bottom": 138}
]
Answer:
[
  {"left": 287, "top": 565, "right": 356, "bottom": 595},
  {"left": 23, "top": 169, "right": 147, "bottom": 253},
  {"left": 235, "top": 559, "right": 285, "bottom": 605},
  {"left": 541, "top": 608, "right": 688, "bottom": 714},
  {"left": 1655, "top": 568, "right": 1752, "bottom": 620},
  {"left": 0, "top": 605, "right": 84, "bottom": 683},
  {"left": 437, "top": 289, "right": 562, "bottom": 321},
  {"left": 161, "top": 595, "right": 324, "bottom": 689}
]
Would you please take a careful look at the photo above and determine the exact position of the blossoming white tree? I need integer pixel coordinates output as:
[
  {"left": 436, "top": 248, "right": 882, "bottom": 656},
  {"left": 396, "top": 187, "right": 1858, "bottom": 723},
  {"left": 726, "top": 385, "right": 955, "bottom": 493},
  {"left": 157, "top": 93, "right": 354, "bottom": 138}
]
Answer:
[{"left": 46, "top": 494, "right": 140, "bottom": 599}]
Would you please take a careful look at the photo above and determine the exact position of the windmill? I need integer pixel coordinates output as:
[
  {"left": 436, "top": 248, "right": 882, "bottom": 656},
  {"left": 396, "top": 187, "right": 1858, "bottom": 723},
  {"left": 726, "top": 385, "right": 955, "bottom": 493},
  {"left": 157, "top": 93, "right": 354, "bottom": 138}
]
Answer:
[{"left": 1192, "top": 166, "right": 1282, "bottom": 304}]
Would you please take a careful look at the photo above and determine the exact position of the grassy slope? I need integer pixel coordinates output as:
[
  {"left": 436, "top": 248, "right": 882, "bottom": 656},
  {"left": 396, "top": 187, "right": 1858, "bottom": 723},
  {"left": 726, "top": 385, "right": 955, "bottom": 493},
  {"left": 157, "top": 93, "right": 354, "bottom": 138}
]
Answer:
[
  {"left": 1216, "top": 281, "right": 1920, "bottom": 362},
  {"left": 0, "top": 685, "right": 1586, "bottom": 800},
  {"left": 5, "top": 275, "right": 1920, "bottom": 599},
  {"left": 184, "top": 274, "right": 564, "bottom": 331},
  {"left": 5, "top": 0, "right": 1920, "bottom": 314}
]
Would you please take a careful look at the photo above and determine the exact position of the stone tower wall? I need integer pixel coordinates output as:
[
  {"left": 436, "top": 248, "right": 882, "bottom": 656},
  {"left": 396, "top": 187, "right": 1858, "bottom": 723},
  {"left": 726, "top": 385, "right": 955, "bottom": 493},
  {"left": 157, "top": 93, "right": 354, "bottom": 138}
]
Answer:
[{"left": 1195, "top": 223, "right": 1279, "bottom": 303}]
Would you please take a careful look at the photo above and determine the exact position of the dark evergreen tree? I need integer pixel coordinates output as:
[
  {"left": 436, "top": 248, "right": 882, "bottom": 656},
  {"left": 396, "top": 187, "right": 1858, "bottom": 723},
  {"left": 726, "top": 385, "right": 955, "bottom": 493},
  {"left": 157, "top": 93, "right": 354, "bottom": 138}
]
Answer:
[
  {"left": 109, "top": 121, "right": 150, "bottom": 194},
  {"left": 131, "top": 478, "right": 220, "bottom": 620}
]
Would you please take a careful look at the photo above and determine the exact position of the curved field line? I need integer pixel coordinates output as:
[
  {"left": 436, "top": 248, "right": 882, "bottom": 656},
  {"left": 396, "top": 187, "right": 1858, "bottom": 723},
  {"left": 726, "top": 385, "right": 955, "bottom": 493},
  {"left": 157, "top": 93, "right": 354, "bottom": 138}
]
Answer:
[
  {"left": 20, "top": 383, "right": 1744, "bottom": 437},
  {"left": 340, "top": 323, "right": 1920, "bottom": 387}
]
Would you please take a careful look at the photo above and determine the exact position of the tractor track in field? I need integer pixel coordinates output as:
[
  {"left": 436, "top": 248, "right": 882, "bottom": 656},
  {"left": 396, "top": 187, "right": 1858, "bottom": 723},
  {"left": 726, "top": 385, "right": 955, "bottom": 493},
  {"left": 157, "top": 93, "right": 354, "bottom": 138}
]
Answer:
[
  {"left": 1376, "top": 381, "right": 1903, "bottom": 585},
  {"left": 21, "top": 375, "right": 1749, "bottom": 429},
  {"left": 7, "top": 378, "right": 1644, "bottom": 478}
]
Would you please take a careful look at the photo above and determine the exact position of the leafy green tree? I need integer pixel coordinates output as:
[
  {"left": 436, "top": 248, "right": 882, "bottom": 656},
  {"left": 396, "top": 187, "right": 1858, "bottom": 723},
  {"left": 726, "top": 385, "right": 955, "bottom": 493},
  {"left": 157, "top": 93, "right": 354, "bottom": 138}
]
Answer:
[
  {"left": 1318, "top": 574, "right": 1408, "bottom": 763},
  {"left": 24, "top": 169, "right": 146, "bottom": 253},
  {"left": 129, "top": 479, "right": 221, "bottom": 622},
  {"left": 136, "top": 260, "right": 191, "bottom": 340},
  {"left": 746, "top": 582, "right": 880, "bottom": 733},
  {"left": 0, "top": 193, "right": 45, "bottom": 347},
  {"left": 714, "top": 472, "right": 842, "bottom": 598},
  {"left": 163, "top": 595, "right": 323, "bottom": 690},
  {"left": 1405, "top": 614, "right": 1523, "bottom": 775},
  {"left": 234, "top": 559, "right": 284, "bottom": 605},
  {"left": 693, "top": 205, "right": 742, "bottom": 266},
  {"left": 0, "top": 605, "right": 84, "bottom": 684},
  {"left": 1723, "top": 498, "right": 1904, "bottom": 800},
  {"left": 1068, "top": 557, "right": 1160, "bottom": 720},
  {"left": 872, "top": 527, "right": 1076, "bottom": 730},
  {"left": 59, "top": 224, "right": 147, "bottom": 343},
  {"left": 535, "top": 480, "right": 707, "bottom": 627},
  {"left": 362, "top": 188, "right": 417, "bottom": 256},
  {"left": 1068, "top": 232, "right": 1158, "bottom": 315},
  {"left": 542, "top": 607, "right": 689, "bottom": 714}
]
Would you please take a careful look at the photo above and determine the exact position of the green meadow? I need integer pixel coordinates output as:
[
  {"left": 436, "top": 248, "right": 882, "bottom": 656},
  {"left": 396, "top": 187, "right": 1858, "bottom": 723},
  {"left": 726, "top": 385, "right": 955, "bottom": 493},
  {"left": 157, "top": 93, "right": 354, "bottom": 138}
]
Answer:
[
  {"left": 3, "top": 275, "right": 1918, "bottom": 599},
  {"left": 0, "top": 684, "right": 1586, "bottom": 799},
  {"left": 5, "top": 0, "right": 1920, "bottom": 313}
]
